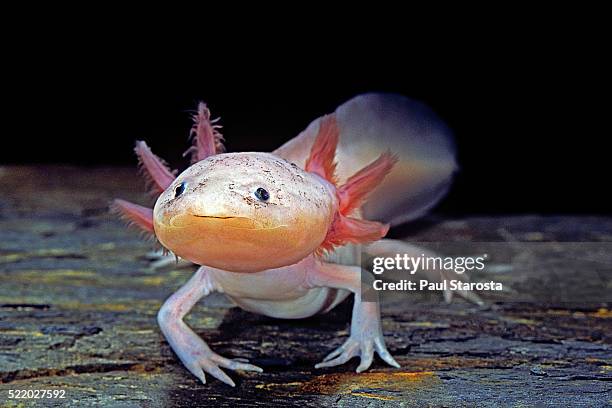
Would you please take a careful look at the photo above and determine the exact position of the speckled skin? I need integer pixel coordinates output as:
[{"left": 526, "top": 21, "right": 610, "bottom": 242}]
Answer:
[{"left": 154, "top": 153, "right": 337, "bottom": 272}]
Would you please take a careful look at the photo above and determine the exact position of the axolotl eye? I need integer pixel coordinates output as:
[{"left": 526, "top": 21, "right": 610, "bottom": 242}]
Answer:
[
  {"left": 174, "top": 182, "right": 187, "bottom": 198},
  {"left": 254, "top": 187, "right": 270, "bottom": 202}
]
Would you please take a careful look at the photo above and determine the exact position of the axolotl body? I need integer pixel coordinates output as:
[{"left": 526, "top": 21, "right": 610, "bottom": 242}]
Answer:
[{"left": 114, "top": 93, "right": 459, "bottom": 386}]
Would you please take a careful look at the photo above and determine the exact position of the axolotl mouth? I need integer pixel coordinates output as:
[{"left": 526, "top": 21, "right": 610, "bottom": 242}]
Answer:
[
  {"left": 153, "top": 213, "right": 307, "bottom": 272},
  {"left": 166, "top": 214, "right": 287, "bottom": 231}
]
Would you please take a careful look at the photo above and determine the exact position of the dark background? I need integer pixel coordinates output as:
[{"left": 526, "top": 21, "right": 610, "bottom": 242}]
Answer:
[{"left": 3, "top": 29, "right": 608, "bottom": 216}]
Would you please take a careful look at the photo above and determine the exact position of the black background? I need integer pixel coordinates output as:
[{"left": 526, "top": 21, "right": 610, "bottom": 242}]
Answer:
[{"left": 3, "top": 26, "right": 608, "bottom": 216}]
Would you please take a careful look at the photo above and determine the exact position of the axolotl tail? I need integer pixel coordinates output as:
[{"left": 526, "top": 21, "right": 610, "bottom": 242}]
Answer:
[{"left": 273, "top": 93, "right": 457, "bottom": 226}]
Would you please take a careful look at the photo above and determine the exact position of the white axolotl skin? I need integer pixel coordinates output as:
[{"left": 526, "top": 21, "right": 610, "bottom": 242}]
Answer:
[{"left": 114, "top": 93, "right": 473, "bottom": 386}]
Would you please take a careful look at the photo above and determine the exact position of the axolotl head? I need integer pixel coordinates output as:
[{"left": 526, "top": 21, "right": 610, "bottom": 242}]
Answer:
[
  {"left": 114, "top": 111, "right": 395, "bottom": 274},
  {"left": 153, "top": 152, "right": 337, "bottom": 272}
]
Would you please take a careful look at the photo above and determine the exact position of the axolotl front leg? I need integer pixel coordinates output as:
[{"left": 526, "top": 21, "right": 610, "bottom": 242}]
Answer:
[
  {"left": 157, "top": 266, "right": 262, "bottom": 386},
  {"left": 306, "top": 261, "right": 400, "bottom": 371}
]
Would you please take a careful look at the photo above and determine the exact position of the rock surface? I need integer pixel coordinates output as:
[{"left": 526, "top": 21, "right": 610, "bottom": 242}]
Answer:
[{"left": 0, "top": 166, "right": 610, "bottom": 407}]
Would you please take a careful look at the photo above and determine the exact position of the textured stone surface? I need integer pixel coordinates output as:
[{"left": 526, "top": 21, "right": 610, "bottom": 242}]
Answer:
[{"left": 0, "top": 165, "right": 610, "bottom": 407}]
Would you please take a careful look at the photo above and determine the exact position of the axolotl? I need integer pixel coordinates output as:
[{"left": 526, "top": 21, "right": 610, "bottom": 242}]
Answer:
[{"left": 113, "top": 93, "right": 461, "bottom": 386}]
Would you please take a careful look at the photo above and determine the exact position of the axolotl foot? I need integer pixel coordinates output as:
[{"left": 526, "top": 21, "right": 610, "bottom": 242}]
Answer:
[
  {"left": 169, "top": 330, "right": 262, "bottom": 387},
  {"left": 316, "top": 333, "right": 400, "bottom": 372},
  {"left": 145, "top": 250, "right": 192, "bottom": 270},
  {"left": 159, "top": 310, "right": 263, "bottom": 387},
  {"left": 315, "top": 305, "right": 400, "bottom": 372}
]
